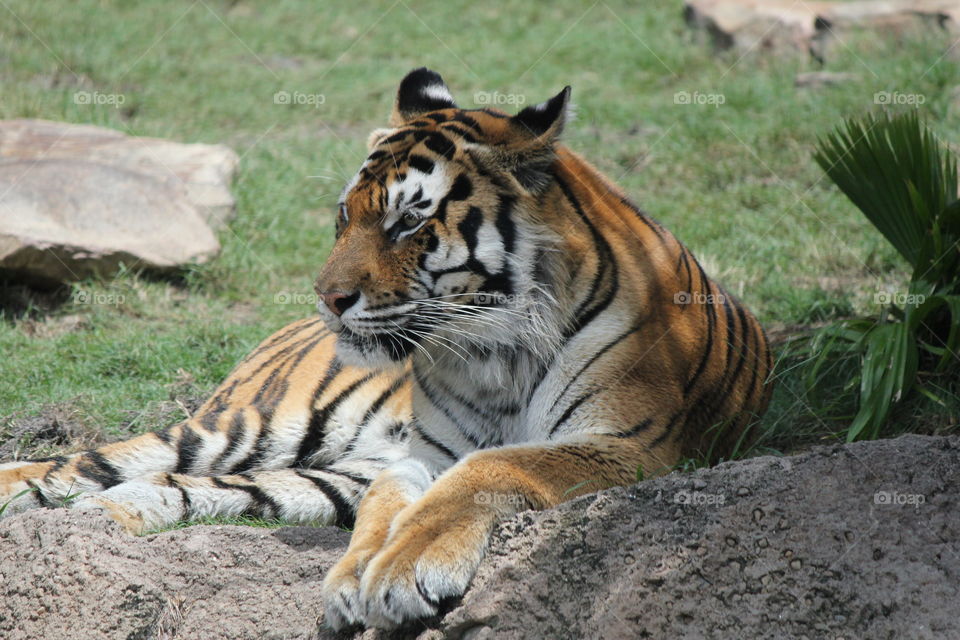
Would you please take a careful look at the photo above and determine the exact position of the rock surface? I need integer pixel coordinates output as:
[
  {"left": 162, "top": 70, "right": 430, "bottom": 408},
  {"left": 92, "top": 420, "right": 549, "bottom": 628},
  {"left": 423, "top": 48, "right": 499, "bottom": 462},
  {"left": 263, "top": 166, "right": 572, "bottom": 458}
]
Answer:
[
  {"left": 0, "top": 120, "right": 238, "bottom": 285},
  {"left": 0, "top": 435, "right": 957, "bottom": 639},
  {"left": 684, "top": 0, "right": 960, "bottom": 58}
]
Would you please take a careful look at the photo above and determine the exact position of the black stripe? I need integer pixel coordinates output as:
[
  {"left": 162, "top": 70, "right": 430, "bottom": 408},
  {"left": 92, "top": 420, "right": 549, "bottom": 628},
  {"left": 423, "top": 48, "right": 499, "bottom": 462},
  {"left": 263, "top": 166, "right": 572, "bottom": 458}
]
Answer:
[
  {"left": 450, "top": 113, "right": 481, "bottom": 131},
  {"left": 412, "top": 424, "right": 458, "bottom": 461},
  {"left": 494, "top": 195, "right": 517, "bottom": 255},
  {"left": 679, "top": 250, "right": 693, "bottom": 298},
  {"left": 543, "top": 322, "right": 643, "bottom": 412},
  {"left": 175, "top": 426, "right": 203, "bottom": 474},
  {"left": 343, "top": 375, "right": 411, "bottom": 454},
  {"left": 414, "top": 368, "right": 483, "bottom": 449},
  {"left": 40, "top": 456, "right": 68, "bottom": 482},
  {"left": 294, "top": 371, "right": 376, "bottom": 467},
  {"left": 154, "top": 427, "right": 173, "bottom": 445},
  {"left": 424, "top": 132, "right": 456, "bottom": 160},
  {"left": 178, "top": 486, "right": 192, "bottom": 517},
  {"left": 213, "top": 477, "right": 280, "bottom": 517},
  {"left": 416, "top": 576, "right": 442, "bottom": 608},
  {"left": 26, "top": 480, "right": 54, "bottom": 508},
  {"left": 650, "top": 412, "right": 683, "bottom": 449},
  {"left": 361, "top": 375, "right": 409, "bottom": 426},
  {"left": 298, "top": 473, "right": 355, "bottom": 528},
  {"left": 617, "top": 196, "right": 667, "bottom": 244},
  {"left": 614, "top": 418, "right": 654, "bottom": 438},
  {"left": 78, "top": 451, "right": 122, "bottom": 488},
  {"left": 548, "top": 391, "right": 596, "bottom": 437},
  {"left": 440, "top": 124, "right": 477, "bottom": 142},
  {"left": 683, "top": 260, "right": 716, "bottom": 396},
  {"left": 407, "top": 154, "right": 435, "bottom": 175},
  {"left": 458, "top": 206, "right": 484, "bottom": 251},
  {"left": 233, "top": 358, "right": 342, "bottom": 473},
  {"left": 555, "top": 176, "right": 619, "bottom": 333},
  {"left": 211, "top": 410, "right": 248, "bottom": 473},
  {"left": 323, "top": 467, "right": 373, "bottom": 487}
]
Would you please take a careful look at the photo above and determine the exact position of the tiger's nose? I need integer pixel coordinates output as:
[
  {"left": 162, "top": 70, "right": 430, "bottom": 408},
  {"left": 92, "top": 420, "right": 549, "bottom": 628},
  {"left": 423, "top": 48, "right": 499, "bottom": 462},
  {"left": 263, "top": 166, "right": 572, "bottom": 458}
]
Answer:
[{"left": 318, "top": 291, "right": 360, "bottom": 317}]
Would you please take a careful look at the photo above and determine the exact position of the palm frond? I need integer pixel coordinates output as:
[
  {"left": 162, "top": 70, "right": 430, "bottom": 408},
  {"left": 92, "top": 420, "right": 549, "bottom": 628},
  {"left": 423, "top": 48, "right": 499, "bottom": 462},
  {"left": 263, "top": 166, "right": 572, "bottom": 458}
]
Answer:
[{"left": 813, "top": 111, "right": 957, "bottom": 271}]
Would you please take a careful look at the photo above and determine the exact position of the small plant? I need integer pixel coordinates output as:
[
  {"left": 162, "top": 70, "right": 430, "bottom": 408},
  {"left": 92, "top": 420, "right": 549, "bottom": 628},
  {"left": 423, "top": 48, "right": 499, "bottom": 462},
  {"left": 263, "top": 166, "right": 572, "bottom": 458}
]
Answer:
[
  {"left": 0, "top": 488, "right": 36, "bottom": 517},
  {"left": 804, "top": 111, "right": 960, "bottom": 441}
]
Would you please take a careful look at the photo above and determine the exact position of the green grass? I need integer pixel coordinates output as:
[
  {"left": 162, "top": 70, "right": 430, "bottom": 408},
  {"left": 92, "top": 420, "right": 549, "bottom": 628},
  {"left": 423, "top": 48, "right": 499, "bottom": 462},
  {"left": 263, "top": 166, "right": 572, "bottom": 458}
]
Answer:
[{"left": 1, "top": 0, "right": 958, "bottom": 452}]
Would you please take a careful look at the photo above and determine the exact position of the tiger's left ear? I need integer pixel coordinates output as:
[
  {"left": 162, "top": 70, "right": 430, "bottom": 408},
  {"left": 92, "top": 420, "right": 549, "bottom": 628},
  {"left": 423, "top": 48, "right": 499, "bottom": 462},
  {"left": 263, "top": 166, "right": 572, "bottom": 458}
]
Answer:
[
  {"left": 390, "top": 67, "right": 458, "bottom": 126},
  {"left": 510, "top": 86, "right": 571, "bottom": 144},
  {"left": 489, "top": 86, "right": 572, "bottom": 193}
]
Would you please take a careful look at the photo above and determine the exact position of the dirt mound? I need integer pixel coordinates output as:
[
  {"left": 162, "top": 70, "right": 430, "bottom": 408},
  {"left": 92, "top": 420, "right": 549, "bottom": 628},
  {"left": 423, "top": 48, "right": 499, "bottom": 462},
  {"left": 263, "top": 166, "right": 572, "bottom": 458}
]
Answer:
[{"left": 1, "top": 434, "right": 956, "bottom": 639}]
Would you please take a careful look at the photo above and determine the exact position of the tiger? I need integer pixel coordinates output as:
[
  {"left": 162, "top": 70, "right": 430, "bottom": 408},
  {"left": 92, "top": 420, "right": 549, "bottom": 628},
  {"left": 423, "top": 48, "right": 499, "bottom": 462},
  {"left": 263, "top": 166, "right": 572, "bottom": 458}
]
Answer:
[{"left": 0, "top": 68, "right": 773, "bottom": 630}]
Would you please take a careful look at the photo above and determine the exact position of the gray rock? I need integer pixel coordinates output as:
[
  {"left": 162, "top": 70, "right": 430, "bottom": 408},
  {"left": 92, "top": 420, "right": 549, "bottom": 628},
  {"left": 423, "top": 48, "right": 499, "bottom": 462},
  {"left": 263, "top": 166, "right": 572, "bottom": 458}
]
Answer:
[
  {"left": 1, "top": 435, "right": 956, "bottom": 639},
  {"left": 0, "top": 119, "right": 238, "bottom": 284},
  {"left": 684, "top": 0, "right": 960, "bottom": 59}
]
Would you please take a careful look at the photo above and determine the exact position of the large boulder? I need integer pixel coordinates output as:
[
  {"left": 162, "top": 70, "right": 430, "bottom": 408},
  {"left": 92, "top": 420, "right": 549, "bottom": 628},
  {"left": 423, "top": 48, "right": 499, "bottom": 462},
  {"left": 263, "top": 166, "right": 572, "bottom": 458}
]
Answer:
[
  {"left": 0, "top": 120, "right": 238, "bottom": 285},
  {"left": 0, "top": 435, "right": 956, "bottom": 639},
  {"left": 684, "top": 0, "right": 960, "bottom": 58}
]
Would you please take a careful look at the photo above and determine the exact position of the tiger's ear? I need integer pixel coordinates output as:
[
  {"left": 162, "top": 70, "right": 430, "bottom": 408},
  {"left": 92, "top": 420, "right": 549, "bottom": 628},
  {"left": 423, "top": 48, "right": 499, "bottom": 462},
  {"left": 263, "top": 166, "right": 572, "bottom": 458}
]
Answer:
[
  {"left": 389, "top": 67, "right": 458, "bottom": 126},
  {"left": 489, "top": 86, "right": 571, "bottom": 193},
  {"left": 510, "top": 86, "right": 571, "bottom": 144}
]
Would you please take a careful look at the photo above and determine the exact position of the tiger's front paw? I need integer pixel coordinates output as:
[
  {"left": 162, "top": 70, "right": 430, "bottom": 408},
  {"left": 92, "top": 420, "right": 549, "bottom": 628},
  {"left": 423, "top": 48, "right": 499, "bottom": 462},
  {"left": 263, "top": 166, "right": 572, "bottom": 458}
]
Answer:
[
  {"left": 358, "top": 498, "right": 496, "bottom": 629},
  {"left": 322, "top": 545, "right": 379, "bottom": 631}
]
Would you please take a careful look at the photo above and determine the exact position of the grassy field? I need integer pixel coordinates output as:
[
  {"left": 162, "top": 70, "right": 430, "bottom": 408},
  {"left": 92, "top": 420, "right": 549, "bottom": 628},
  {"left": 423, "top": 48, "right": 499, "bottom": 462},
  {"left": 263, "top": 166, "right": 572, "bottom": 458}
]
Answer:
[{"left": 1, "top": 0, "right": 958, "bottom": 458}]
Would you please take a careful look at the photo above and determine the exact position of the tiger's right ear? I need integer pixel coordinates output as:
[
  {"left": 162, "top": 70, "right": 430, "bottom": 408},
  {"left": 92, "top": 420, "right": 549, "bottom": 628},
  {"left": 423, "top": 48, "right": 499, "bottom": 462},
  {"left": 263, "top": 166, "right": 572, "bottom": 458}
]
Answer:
[{"left": 390, "top": 67, "right": 458, "bottom": 126}]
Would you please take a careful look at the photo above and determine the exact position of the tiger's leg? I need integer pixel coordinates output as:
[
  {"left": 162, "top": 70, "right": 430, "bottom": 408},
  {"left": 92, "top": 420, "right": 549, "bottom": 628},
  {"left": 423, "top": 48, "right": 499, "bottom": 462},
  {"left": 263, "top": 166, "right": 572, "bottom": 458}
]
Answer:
[
  {"left": 322, "top": 458, "right": 434, "bottom": 629},
  {"left": 0, "top": 318, "right": 390, "bottom": 520},
  {"left": 69, "top": 450, "right": 408, "bottom": 534},
  {"left": 334, "top": 436, "right": 665, "bottom": 630},
  {"left": 0, "top": 428, "right": 188, "bottom": 517}
]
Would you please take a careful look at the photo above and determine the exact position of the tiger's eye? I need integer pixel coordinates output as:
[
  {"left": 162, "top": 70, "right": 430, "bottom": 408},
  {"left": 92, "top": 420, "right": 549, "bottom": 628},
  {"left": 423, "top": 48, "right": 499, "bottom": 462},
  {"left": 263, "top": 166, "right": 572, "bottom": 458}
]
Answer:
[{"left": 401, "top": 211, "right": 420, "bottom": 228}]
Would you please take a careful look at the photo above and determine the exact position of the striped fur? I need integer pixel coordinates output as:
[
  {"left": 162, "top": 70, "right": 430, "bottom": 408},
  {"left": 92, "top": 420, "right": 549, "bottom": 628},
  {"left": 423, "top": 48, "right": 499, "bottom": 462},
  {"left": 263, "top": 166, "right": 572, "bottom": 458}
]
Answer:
[
  {"left": 0, "top": 68, "right": 773, "bottom": 631},
  {"left": 0, "top": 319, "right": 412, "bottom": 531}
]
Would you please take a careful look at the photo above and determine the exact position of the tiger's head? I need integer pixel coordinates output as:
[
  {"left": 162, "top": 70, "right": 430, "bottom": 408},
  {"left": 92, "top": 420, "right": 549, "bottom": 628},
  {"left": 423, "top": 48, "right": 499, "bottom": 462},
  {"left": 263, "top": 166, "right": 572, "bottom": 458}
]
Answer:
[{"left": 314, "top": 68, "right": 571, "bottom": 368}]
